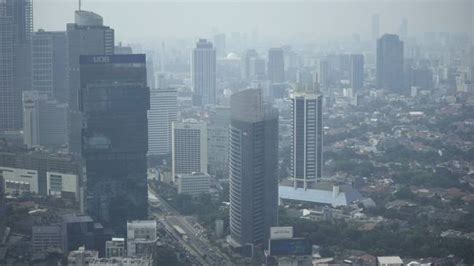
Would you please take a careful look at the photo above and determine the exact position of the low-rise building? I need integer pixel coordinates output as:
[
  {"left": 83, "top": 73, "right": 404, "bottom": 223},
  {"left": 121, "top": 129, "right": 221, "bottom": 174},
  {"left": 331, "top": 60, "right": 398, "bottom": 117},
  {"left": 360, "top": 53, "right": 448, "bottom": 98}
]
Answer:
[
  {"left": 127, "top": 220, "right": 157, "bottom": 257},
  {"left": 377, "top": 256, "right": 403, "bottom": 266},
  {"left": 0, "top": 167, "right": 39, "bottom": 195},
  {"left": 106, "top": 238, "right": 125, "bottom": 258},
  {"left": 177, "top": 172, "right": 210, "bottom": 196},
  {"left": 32, "top": 225, "right": 62, "bottom": 254}
]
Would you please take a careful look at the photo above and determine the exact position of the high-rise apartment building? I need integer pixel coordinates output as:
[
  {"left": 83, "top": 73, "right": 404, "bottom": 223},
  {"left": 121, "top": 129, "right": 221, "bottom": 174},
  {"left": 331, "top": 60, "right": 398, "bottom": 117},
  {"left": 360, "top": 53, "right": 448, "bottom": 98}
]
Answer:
[
  {"left": 191, "top": 39, "right": 216, "bottom": 106},
  {"left": 148, "top": 88, "right": 178, "bottom": 156},
  {"left": 268, "top": 48, "right": 285, "bottom": 84},
  {"left": 376, "top": 34, "right": 404, "bottom": 93},
  {"left": 350, "top": 54, "right": 364, "bottom": 92},
  {"left": 290, "top": 85, "right": 323, "bottom": 189},
  {"left": 172, "top": 120, "right": 207, "bottom": 179},
  {"left": 213, "top": 33, "right": 226, "bottom": 58},
  {"left": 80, "top": 54, "right": 149, "bottom": 232},
  {"left": 228, "top": 89, "right": 278, "bottom": 250},
  {"left": 31, "top": 30, "right": 68, "bottom": 102}
]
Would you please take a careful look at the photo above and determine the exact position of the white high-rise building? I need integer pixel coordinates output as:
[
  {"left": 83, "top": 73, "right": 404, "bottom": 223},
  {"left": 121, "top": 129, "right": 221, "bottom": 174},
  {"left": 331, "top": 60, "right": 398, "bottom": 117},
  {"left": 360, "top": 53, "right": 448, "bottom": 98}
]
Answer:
[
  {"left": 290, "top": 85, "right": 323, "bottom": 188},
  {"left": 191, "top": 39, "right": 216, "bottom": 106},
  {"left": 148, "top": 88, "right": 177, "bottom": 156},
  {"left": 172, "top": 119, "right": 207, "bottom": 180}
]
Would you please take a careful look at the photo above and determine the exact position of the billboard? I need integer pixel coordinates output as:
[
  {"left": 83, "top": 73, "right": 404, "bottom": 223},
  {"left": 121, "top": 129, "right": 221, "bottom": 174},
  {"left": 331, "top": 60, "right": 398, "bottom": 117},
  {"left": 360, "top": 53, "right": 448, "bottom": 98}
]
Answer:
[
  {"left": 79, "top": 54, "right": 146, "bottom": 65},
  {"left": 270, "top": 226, "right": 294, "bottom": 239},
  {"left": 269, "top": 238, "right": 312, "bottom": 256}
]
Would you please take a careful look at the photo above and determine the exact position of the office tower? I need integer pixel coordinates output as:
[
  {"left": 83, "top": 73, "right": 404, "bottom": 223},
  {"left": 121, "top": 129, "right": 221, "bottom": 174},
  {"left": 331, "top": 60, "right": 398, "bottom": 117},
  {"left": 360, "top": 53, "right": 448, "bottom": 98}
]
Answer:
[
  {"left": 213, "top": 33, "right": 226, "bottom": 58},
  {"left": 318, "top": 60, "right": 330, "bottom": 90},
  {"left": 191, "top": 39, "right": 216, "bottom": 106},
  {"left": 22, "top": 91, "right": 68, "bottom": 150},
  {"left": 208, "top": 106, "right": 230, "bottom": 177},
  {"left": 290, "top": 85, "right": 323, "bottom": 189},
  {"left": 171, "top": 119, "right": 208, "bottom": 179},
  {"left": 268, "top": 48, "right": 285, "bottom": 84},
  {"left": 147, "top": 57, "right": 156, "bottom": 89},
  {"left": 114, "top": 43, "right": 133, "bottom": 54},
  {"left": 61, "top": 214, "right": 109, "bottom": 256},
  {"left": 32, "top": 225, "right": 62, "bottom": 254},
  {"left": 228, "top": 89, "right": 278, "bottom": 250},
  {"left": 350, "top": 54, "right": 364, "bottom": 91},
  {"left": 67, "top": 10, "right": 114, "bottom": 153},
  {"left": 80, "top": 54, "right": 149, "bottom": 232},
  {"left": 148, "top": 88, "right": 178, "bottom": 156},
  {"left": 376, "top": 34, "right": 404, "bottom": 93},
  {"left": 399, "top": 18, "right": 408, "bottom": 40},
  {"left": 372, "top": 14, "right": 380, "bottom": 41},
  {"left": 0, "top": 14, "right": 15, "bottom": 132},
  {"left": 0, "top": 0, "right": 33, "bottom": 132},
  {"left": 31, "top": 30, "right": 68, "bottom": 102},
  {"left": 242, "top": 49, "right": 258, "bottom": 80}
]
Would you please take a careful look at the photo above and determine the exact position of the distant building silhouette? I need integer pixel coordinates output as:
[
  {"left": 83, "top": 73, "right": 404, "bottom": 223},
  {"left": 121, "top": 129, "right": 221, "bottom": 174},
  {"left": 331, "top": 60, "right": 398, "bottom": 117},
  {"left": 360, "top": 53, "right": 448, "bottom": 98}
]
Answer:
[
  {"left": 191, "top": 39, "right": 216, "bottom": 106},
  {"left": 228, "top": 89, "right": 278, "bottom": 252},
  {"left": 80, "top": 54, "right": 149, "bottom": 233},
  {"left": 372, "top": 14, "right": 380, "bottom": 41},
  {"left": 267, "top": 48, "right": 285, "bottom": 84},
  {"left": 376, "top": 34, "right": 404, "bottom": 93},
  {"left": 350, "top": 54, "right": 364, "bottom": 92}
]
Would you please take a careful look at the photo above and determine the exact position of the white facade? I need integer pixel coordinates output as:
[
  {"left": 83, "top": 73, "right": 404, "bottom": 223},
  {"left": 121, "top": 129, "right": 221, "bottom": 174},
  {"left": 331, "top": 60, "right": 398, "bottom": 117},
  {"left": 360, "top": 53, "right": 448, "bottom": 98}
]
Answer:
[
  {"left": 191, "top": 39, "right": 216, "bottom": 106},
  {"left": 377, "top": 256, "right": 403, "bottom": 266},
  {"left": 46, "top": 171, "right": 79, "bottom": 200},
  {"left": 290, "top": 87, "right": 323, "bottom": 188},
  {"left": 126, "top": 220, "right": 157, "bottom": 257},
  {"left": 147, "top": 88, "right": 177, "bottom": 155},
  {"left": 0, "top": 167, "right": 39, "bottom": 194},
  {"left": 177, "top": 172, "right": 210, "bottom": 196},
  {"left": 172, "top": 120, "right": 208, "bottom": 180},
  {"left": 106, "top": 238, "right": 125, "bottom": 258}
]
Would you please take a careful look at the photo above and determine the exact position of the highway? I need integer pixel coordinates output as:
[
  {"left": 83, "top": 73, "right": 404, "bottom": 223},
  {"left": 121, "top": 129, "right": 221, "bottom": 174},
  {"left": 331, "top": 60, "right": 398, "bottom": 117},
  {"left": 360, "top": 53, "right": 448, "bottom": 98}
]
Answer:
[{"left": 148, "top": 187, "right": 233, "bottom": 265}]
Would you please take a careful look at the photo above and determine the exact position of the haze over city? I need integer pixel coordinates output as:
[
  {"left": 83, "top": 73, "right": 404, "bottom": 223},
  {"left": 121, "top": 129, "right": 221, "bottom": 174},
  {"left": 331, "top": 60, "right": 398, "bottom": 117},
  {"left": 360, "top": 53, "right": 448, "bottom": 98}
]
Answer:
[{"left": 1, "top": 0, "right": 473, "bottom": 265}]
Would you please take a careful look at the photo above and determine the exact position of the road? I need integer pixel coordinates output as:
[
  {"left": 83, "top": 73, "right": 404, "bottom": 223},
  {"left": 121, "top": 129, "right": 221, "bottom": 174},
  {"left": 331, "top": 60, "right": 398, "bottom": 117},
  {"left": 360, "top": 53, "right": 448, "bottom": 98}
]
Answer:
[{"left": 148, "top": 187, "right": 233, "bottom": 265}]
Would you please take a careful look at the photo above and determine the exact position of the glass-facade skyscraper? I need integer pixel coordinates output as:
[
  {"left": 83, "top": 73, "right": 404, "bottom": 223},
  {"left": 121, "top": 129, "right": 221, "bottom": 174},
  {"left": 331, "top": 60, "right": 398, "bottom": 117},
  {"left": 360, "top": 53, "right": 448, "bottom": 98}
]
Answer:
[
  {"left": 376, "top": 34, "right": 404, "bottom": 93},
  {"left": 228, "top": 88, "right": 278, "bottom": 250},
  {"left": 80, "top": 54, "right": 149, "bottom": 234}
]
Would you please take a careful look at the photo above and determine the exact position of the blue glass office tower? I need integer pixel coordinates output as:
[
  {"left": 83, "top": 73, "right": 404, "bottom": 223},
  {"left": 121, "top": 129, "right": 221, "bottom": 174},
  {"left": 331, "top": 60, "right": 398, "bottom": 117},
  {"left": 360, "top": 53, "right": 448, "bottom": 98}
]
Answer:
[{"left": 80, "top": 54, "right": 149, "bottom": 233}]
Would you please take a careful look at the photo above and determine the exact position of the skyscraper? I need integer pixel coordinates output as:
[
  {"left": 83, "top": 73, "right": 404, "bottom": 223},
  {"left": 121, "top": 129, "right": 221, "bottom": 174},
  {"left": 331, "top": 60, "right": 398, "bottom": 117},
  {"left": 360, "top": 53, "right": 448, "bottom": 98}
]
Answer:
[
  {"left": 290, "top": 85, "right": 323, "bottom": 189},
  {"left": 67, "top": 10, "right": 114, "bottom": 153},
  {"left": 376, "top": 34, "right": 404, "bottom": 93},
  {"left": 148, "top": 88, "right": 178, "bottom": 156},
  {"left": 0, "top": 0, "right": 33, "bottom": 132},
  {"left": 207, "top": 106, "right": 230, "bottom": 178},
  {"left": 213, "top": 33, "right": 226, "bottom": 58},
  {"left": 191, "top": 39, "right": 216, "bottom": 106},
  {"left": 31, "top": 30, "right": 68, "bottom": 102},
  {"left": 350, "top": 54, "right": 364, "bottom": 92},
  {"left": 80, "top": 54, "right": 149, "bottom": 233},
  {"left": 171, "top": 120, "right": 208, "bottom": 179},
  {"left": 23, "top": 91, "right": 68, "bottom": 149},
  {"left": 228, "top": 89, "right": 278, "bottom": 251},
  {"left": 372, "top": 14, "right": 380, "bottom": 41},
  {"left": 267, "top": 48, "right": 285, "bottom": 84}
]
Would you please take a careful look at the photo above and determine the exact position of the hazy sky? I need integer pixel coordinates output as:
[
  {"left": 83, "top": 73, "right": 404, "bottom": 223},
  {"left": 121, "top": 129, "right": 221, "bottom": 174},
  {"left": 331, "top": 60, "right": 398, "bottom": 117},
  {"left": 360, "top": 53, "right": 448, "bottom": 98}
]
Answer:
[{"left": 35, "top": 0, "right": 473, "bottom": 43}]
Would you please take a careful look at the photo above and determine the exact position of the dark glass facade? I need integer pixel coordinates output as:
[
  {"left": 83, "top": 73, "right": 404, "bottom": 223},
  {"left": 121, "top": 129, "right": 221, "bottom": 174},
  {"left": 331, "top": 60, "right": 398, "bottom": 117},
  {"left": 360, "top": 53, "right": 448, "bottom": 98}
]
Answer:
[
  {"left": 80, "top": 54, "right": 149, "bottom": 234},
  {"left": 229, "top": 89, "right": 278, "bottom": 248}
]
